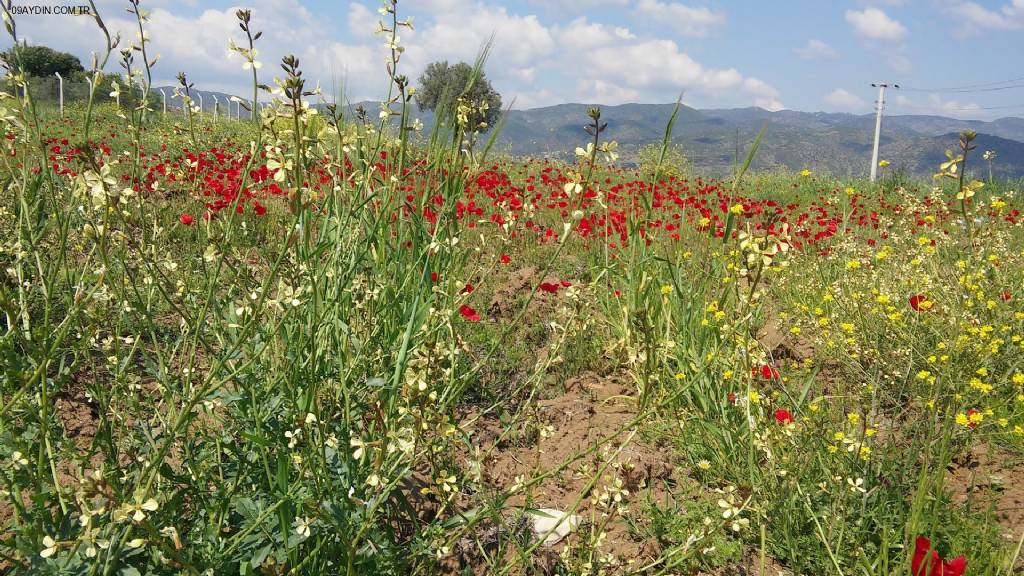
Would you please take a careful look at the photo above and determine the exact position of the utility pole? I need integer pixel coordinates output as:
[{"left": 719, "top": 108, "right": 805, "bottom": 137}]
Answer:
[{"left": 869, "top": 82, "right": 899, "bottom": 182}]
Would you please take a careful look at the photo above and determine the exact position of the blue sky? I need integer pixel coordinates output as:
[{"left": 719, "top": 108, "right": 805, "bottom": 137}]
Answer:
[{"left": 6, "top": 0, "right": 1024, "bottom": 118}]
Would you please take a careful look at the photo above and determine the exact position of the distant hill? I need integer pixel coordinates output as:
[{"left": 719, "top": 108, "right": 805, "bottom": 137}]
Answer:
[
  {"left": 156, "top": 87, "right": 1024, "bottom": 179},
  {"left": 483, "top": 103, "right": 1024, "bottom": 179}
]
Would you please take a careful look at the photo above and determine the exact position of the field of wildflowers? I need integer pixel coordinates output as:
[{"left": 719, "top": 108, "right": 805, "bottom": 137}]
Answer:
[{"left": 2, "top": 1, "right": 1024, "bottom": 575}]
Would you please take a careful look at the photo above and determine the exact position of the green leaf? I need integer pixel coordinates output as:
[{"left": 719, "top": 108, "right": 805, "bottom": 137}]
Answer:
[{"left": 733, "top": 121, "right": 768, "bottom": 193}]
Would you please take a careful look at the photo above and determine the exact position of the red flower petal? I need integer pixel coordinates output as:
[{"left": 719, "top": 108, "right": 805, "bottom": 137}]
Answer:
[
  {"left": 942, "top": 555, "right": 967, "bottom": 576},
  {"left": 912, "top": 536, "right": 966, "bottom": 576},
  {"left": 909, "top": 294, "right": 932, "bottom": 312},
  {"left": 458, "top": 305, "right": 481, "bottom": 322},
  {"left": 912, "top": 536, "right": 932, "bottom": 576}
]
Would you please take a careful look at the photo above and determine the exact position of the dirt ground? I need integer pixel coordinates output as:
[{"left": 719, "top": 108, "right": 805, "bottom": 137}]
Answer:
[
  {"left": 481, "top": 372, "right": 677, "bottom": 571},
  {"left": 947, "top": 444, "right": 1024, "bottom": 537}
]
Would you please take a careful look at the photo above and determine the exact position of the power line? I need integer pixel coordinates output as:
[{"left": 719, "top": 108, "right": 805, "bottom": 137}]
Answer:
[
  {"left": 899, "top": 75, "right": 1024, "bottom": 93},
  {"left": 900, "top": 84, "right": 1024, "bottom": 94},
  {"left": 890, "top": 103, "right": 1024, "bottom": 111}
]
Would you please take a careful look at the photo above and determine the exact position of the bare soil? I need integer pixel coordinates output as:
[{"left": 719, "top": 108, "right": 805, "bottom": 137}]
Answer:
[
  {"left": 947, "top": 444, "right": 1024, "bottom": 537},
  {"left": 464, "top": 371, "right": 681, "bottom": 573}
]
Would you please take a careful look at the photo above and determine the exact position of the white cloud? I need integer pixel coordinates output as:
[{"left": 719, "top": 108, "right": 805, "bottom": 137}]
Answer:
[
  {"left": 527, "top": 0, "right": 630, "bottom": 5},
  {"left": 887, "top": 53, "right": 912, "bottom": 73},
  {"left": 577, "top": 79, "right": 642, "bottom": 105},
  {"left": 824, "top": 89, "right": 866, "bottom": 111},
  {"left": 5, "top": 0, "right": 396, "bottom": 101},
  {"left": 571, "top": 30, "right": 783, "bottom": 108},
  {"left": 510, "top": 88, "right": 561, "bottom": 109},
  {"left": 346, "top": 2, "right": 378, "bottom": 39},
  {"left": 635, "top": 0, "right": 726, "bottom": 37},
  {"left": 845, "top": 7, "right": 907, "bottom": 41},
  {"left": 4, "top": 0, "right": 781, "bottom": 111},
  {"left": 754, "top": 98, "right": 784, "bottom": 112},
  {"left": 795, "top": 39, "right": 838, "bottom": 60},
  {"left": 414, "top": 0, "right": 475, "bottom": 11},
  {"left": 559, "top": 17, "right": 628, "bottom": 50},
  {"left": 744, "top": 78, "right": 784, "bottom": 111},
  {"left": 943, "top": 0, "right": 1024, "bottom": 35},
  {"left": 407, "top": 7, "right": 555, "bottom": 70}
]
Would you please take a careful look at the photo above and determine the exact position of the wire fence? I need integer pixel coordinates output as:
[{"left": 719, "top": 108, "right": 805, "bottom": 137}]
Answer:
[{"left": 4, "top": 76, "right": 257, "bottom": 119}]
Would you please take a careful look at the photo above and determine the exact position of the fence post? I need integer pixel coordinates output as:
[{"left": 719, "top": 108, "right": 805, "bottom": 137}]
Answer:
[
  {"left": 54, "top": 72, "right": 63, "bottom": 117},
  {"left": 160, "top": 88, "right": 166, "bottom": 115},
  {"left": 212, "top": 95, "right": 219, "bottom": 121}
]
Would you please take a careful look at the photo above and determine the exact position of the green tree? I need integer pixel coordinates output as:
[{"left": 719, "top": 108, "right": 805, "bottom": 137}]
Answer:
[
  {"left": 1, "top": 44, "right": 84, "bottom": 78},
  {"left": 415, "top": 61, "right": 501, "bottom": 132}
]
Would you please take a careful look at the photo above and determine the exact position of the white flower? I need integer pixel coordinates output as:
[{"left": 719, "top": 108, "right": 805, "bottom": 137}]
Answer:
[
  {"left": 10, "top": 450, "right": 28, "bottom": 469},
  {"left": 285, "top": 429, "right": 302, "bottom": 449},
  {"left": 133, "top": 498, "right": 159, "bottom": 522},
  {"left": 40, "top": 536, "right": 58, "bottom": 558},
  {"left": 350, "top": 437, "right": 366, "bottom": 460},
  {"left": 847, "top": 477, "right": 866, "bottom": 493},
  {"left": 295, "top": 516, "right": 314, "bottom": 537},
  {"left": 114, "top": 497, "right": 158, "bottom": 523}
]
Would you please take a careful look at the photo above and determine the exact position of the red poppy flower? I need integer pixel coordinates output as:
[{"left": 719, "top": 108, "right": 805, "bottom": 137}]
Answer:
[
  {"left": 500, "top": 254, "right": 511, "bottom": 264},
  {"left": 774, "top": 409, "right": 794, "bottom": 425},
  {"left": 461, "top": 283, "right": 474, "bottom": 294},
  {"left": 727, "top": 392, "right": 737, "bottom": 405},
  {"left": 539, "top": 282, "right": 560, "bottom": 294},
  {"left": 458, "top": 305, "right": 481, "bottom": 322},
  {"left": 999, "top": 291, "right": 1012, "bottom": 302},
  {"left": 912, "top": 536, "right": 966, "bottom": 576},
  {"left": 179, "top": 214, "right": 194, "bottom": 226},
  {"left": 430, "top": 272, "right": 439, "bottom": 283},
  {"left": 753, "top": 364, "right": 780, "bottom": 380},
  {"left": 965, "top": 408, "right": 980, "bottom": 429},
  {"left": 909, "top": 294, "right": 932, "bottom": 312}
]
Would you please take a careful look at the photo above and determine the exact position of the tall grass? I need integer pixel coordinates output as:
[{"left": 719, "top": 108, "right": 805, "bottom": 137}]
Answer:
[{"left": 1, "top": 1, "right": 1023, "bottom": 575}]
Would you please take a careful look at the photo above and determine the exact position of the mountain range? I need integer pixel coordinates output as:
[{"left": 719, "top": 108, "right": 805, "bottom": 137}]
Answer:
[
  {"left": 487, "top": 103, "right": 1024, "bottom": 179},
  {"left": 162, "top": 87, "right": 1024, "bottom": 180}
]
